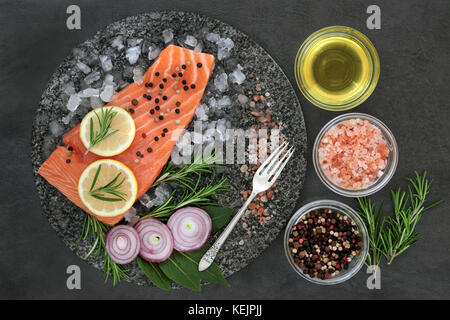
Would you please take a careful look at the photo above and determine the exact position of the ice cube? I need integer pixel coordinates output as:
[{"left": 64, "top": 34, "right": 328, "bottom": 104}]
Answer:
[
  {"left": 63, "top": 82, "right": 76, "bottom": 96},
  {"left": 66, "top": 94, "right": 82, "bottom": 112},
  {"left": 62, "top": 112, "right": 74, "bottom": 125},
  {"left": 99, "top": 55, "right": 113, "bottom": 72},
  {"left": 148, "top": 45, "right": 161, "bottom": 60},
  {"left": 194, "top": 42, "right": 203, "bottom": 53},
  {"left": 100, "top": 84, "right": 115, "bottom": 102},
  {"left": 218, "top": 47, "right": 231, "bottom": 60},
  {"left": 138, "top": 193, "right": 152, "bottom": 208},
  {"left": 78, "top": 88, "right": 99, "bottom": 98},
  {"left": 218, "top": 37, "right": 234, "bottom": 50},
  {"left": 206, "top": 32, "right": 220, "bottom": 43},
  {"left": 49, "top": 120, "right": 64, "bottom": 137},
  {"left": 127, "top": 38, "right": 143, "bottom": 47},
  {"left": 217, "top": 37, "right": 234, "bottom": 60},
  {"left": 208, "top": 97, "right": 218, "bottom": 109},
  {"left": 90, "top": 96, "right": 103, "bottom": 109},
  {"left": 214, "top": 72, "right": 228, "bottom": 92},
  {"left": 195, "top": 104, "right": 209, "bottom": 121},
  {"left": 103, "top": 74, "right": 115, "bottom": 87},
  {"left": 125, "top": 46, "right": 141, "bottom": 65},
  {"left": 229, "top": 65, "right": 246, "bottom": 85},
  {"left": 111, "top": 36, "right": 124, "bottom": 51},
  {"left": 124, "top": 207, "right": 139, "bottom": 226},
  {"left": 153, "top": 184, "right": 171, "bottom": 205},
  {"left": 217, "top": 96, "right": 231, "bottom": 108},
  {"left": 185, "top": 35, "right": 198, "bottom": 47},
  {"left": 132, "top": 66, "right": 145, "bottom": 84},
  {"left": 76, "top": 61, "right": 91, "bottom": 74},
  {"left": 162, "top": 29, "right": 174, "bottom": 44},
  {"left": 83, "top": 71, "right": 101, "bottom": 85}
]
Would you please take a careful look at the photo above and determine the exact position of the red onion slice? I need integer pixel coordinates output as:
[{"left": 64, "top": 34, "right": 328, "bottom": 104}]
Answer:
[
  {"left": 135, "top": 219, "right": 174, "bottom": 262},
  {"left": 105, "top": 225, "right": 141, "bottom": 264},
  {"left": 167, "top": 207, "right": 212, "bottom": 252}
]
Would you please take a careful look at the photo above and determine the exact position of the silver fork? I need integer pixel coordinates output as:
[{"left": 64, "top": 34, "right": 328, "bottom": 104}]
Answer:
[{"left": 198, "top": 142, "right": 295, "bottom": 271}]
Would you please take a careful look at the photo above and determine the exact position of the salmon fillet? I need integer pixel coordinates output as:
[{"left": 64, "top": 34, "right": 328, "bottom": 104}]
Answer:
[{"left": 38, "top": 45, "right": 215, "bottom": 225}]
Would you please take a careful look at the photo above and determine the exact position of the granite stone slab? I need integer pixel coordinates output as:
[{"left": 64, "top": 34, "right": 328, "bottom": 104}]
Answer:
[{"left": 30, "top": 11, "right": 307, "bottom": 287}]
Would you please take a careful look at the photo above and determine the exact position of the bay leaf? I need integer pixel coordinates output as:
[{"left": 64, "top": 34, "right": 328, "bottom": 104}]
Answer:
[
  {"left": 136, "top": 257, "right": 172, "bottom": 291},
  {"left": 201, "top": 205, "right": 234, "bottom": 233}
]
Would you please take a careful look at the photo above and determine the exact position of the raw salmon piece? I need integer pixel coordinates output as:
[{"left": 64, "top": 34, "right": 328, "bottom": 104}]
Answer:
[{"left": 38, "top": 45, "right": 215, "bottom": 225}]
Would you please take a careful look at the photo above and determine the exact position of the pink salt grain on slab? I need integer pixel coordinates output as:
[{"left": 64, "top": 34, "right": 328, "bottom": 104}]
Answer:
[{"left": 318, "top": 118, "right": 390, "bottom": 190}]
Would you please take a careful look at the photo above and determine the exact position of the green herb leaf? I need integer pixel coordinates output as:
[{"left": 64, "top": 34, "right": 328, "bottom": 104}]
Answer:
[
  {"left": 201, "top": 205, "right": 234, "bottom": 233},
  {"left": 88, "top": 165, "right": 128, "bottom": 202},
  {"left": 85, "top": 107, "right": 119, "bottom": 155},
  {"left": 78, "top": 214, "right": 129, "bottom": 286},
  {"left": 355, "top": 170, "right": 442, "bottom": 268},
  {"left": 141, "top": 172, "right": 230, "bottom": 221},
  {"left": 179, "top": 247, "right": 229, "bottom": 286},
  {"left": 136, "top": 257, "right": 172, "bottom": 291},
  {"left": 159, "top": 251, "right": 201, "bottom": 292}
]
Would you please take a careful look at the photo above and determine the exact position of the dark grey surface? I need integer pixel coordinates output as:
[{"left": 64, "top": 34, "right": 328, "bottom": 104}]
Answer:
[
  {"left": 0, "top": 0, "right": 449, "bottom": 299},
  {"left": 30, "top": 11, "right": 307, "bottom": 286}
]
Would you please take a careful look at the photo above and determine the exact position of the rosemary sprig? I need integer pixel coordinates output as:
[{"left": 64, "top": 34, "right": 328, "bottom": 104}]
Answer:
[
  {"left": 355, "top": 171, "right": 442, "bottom": 267},
  {"left": 85, "top": 107, "right": 119, "bottom": 155},
  {"left": 152, "top": 153, "right": 223, "bottom": 190},
  {"left": 88, "top": 164, "right": 127, "bottom": 202},
  {"left": 383, "top": 171, "right": 443, "bottom": 264},
  {"left": 79, "top": 214, "right": 129, "bottom": 286},
  {"left": 140, "top": 172, "right": 230, "bottom": 221},
  {"left": 355, "top": 197, "right": 385, "bottom": 268}
]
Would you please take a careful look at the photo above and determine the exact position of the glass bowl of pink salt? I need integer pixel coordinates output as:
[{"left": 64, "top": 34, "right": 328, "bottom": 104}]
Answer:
[{"left": 313, "top": 113, "right": 398, "bottom": 197}]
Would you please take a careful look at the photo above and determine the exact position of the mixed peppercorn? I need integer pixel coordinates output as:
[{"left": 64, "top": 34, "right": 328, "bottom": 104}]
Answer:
[{"left": 288, "top": 208, "right": 362, "bottom": 280}]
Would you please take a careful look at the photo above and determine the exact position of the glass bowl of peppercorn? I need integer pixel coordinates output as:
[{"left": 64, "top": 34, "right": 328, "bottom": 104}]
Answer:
[{"left": 284, "top": 200, "right": 369, "bottom": 285}]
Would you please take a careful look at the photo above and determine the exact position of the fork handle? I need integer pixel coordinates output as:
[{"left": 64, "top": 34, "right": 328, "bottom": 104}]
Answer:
[{"left": 198, "top": 191, "right": 257, "bottom": 271}]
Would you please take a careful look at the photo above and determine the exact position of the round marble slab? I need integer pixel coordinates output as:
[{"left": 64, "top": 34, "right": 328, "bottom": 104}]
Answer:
[{"left": 31, "top": 11, "right": 307, "bottom": 287}]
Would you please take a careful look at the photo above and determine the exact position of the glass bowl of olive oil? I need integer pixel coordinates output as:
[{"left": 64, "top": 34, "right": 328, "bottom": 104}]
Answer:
[{"left": 294, "top": 26, "right": 380, "bottom": 111}]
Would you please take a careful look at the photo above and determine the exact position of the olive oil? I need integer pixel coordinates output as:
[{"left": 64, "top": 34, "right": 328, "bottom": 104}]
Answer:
[{"left": 295, "top": 26, "right": 379, "bottom": 111}]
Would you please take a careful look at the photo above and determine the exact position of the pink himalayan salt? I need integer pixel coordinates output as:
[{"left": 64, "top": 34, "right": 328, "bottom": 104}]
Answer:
[{"left": 318, "top": 118, "right": 390, "bottom": 190}]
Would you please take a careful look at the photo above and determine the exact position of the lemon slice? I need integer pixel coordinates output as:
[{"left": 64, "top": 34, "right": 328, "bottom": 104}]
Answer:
[
  {"left": 80, "top": 106, "right": 135, "bottom": 157},
  {"left": 78, "top": 159, "right": 138, "bottom": 218}
]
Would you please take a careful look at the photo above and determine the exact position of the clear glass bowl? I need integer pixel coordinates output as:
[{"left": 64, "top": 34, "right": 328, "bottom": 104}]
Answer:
[
  {"left": 284, "top": 200, "right": 369, "bottom": 285},
  {"left": 313, "top": 113, "right": 398, "bottom": 197},
  {"left": 294, "top": 26, "right": 380, "bottom": 111}
]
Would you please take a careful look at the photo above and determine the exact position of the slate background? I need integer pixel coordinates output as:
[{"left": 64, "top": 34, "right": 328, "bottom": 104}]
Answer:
[{"left": 0, "top": 0, "right": 449, "bottom": 300}]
